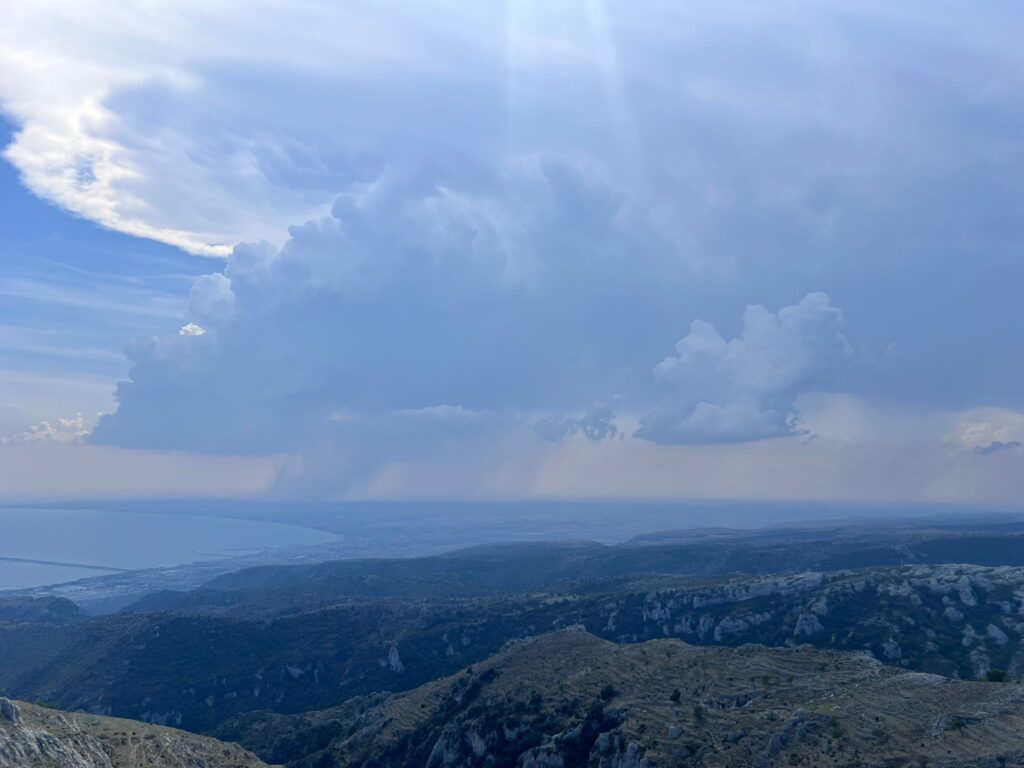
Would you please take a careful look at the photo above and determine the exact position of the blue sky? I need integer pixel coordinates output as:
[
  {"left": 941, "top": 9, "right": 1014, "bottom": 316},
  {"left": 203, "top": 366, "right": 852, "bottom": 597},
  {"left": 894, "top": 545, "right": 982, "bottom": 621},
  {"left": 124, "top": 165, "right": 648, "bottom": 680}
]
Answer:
[
  {"left": 0, "top": 1, "right": 1022, "bottom": 502},
  {"left": 0, "top": 118, "right": 213, "bottom": 429}
]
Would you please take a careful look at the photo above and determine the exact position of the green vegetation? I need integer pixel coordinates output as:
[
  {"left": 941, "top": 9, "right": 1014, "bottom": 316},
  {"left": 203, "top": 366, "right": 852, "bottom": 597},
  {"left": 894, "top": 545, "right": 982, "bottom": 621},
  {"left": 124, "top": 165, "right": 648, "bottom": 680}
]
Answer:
[{"left": 3, "top": 558, "right": 1024, "bottom": 734}]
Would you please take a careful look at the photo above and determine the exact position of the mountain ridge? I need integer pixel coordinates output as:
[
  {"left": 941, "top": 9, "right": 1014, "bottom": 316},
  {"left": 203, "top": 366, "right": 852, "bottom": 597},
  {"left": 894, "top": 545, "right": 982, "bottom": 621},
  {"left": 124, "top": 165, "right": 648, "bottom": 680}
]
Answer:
[{"left": 215, "top": 628, "right": 1024, "bottom": 767}]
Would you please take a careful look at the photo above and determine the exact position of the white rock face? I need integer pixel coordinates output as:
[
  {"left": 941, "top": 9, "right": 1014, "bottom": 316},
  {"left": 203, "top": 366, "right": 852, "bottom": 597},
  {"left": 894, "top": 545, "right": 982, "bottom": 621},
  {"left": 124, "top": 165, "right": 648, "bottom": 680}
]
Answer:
[
  {"left": 714, "top": 616, "right": 751, "bottom": 641},
  {"left": 793, "top": 612, "right": 824, "bottom": 637},
  {"left": 519, "top": 746, "right": 565, "bottom": 768},
  {"left": 882, "top": 639, "right": 902, "bottom": 660},
  {"left": 0, "top": 699, "right": 267, "bottom": 768},
  {"left": 0, "top": 701, "right": 20, "bottom": 726},
  {"left": 388, "top": 645, "right": 405, "bottom": 673},
  {"left": 0, "top": 703, "right": 118, "bottom": 768},
  {"left": 988, "top": 624, "right": 1010, "bottom": 646},
  {"left": 958, "top": 576, "right": 978, "bottom": 607},
  {"left": 589, "top": 733, "right": 651, "bottom": 768}
]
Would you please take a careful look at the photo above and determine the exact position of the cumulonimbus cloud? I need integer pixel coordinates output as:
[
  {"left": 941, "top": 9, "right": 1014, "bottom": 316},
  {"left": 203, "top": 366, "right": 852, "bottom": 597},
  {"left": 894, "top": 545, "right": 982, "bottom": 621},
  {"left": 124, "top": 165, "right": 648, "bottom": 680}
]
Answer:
[
  {"left": 7, "top": 1, "right": 1023, "bottom": 499},
  {"left": 88, "top": 157, "right": 859, "bottom": 493},
  {"left": 89, "top": 158, "right": 678, "bottom": 456}
]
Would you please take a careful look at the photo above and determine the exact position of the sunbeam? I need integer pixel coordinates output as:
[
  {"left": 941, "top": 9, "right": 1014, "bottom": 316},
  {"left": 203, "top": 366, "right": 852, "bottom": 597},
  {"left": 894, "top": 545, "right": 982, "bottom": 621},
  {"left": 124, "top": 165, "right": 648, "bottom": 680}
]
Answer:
[{"left": 584, "top": 0, "right": 650, "bottom": 192}]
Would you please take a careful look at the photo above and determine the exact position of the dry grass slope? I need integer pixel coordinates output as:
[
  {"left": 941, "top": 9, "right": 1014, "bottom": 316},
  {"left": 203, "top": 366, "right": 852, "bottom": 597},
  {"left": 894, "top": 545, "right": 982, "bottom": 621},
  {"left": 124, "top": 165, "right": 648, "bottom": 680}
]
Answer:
[{"left": 227, "top": 629, "right": 1024, "bottom": 767}]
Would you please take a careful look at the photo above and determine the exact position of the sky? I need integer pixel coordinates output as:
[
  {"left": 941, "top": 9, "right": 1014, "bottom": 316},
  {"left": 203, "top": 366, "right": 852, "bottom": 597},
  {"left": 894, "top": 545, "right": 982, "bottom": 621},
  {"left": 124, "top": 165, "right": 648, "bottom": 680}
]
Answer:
[{"left": 0, "top": 0, "right": 1022, "bottom": 503}]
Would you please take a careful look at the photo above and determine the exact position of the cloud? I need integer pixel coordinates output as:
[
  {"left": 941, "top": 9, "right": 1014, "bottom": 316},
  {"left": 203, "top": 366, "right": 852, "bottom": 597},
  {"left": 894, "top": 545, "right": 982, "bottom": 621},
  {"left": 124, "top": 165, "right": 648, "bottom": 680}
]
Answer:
[
  {"left": 178, "top": 322, "right": 206, "bottom": 337},
  {"left": 3, "top": 0, "right": 1022, "bottom": 267},
  {"left": 5, "top": 1, "right": 1024, "bottom": 501},
  {"left": 0, "top": 2, "right": 574, "bottom": 255},
  {"left": 1, "top": 413, "right": 93, "bottom": 445},
  {"left": 975, "top": 440, "right": 1022, "bottom": 457},
  {"left": 636, "top": 293, "right": 852, "bottom": 443},
  {"left": 187, "top": 273, "right": 234, "bottom": 327},
  {"left": 88, "top": 161, "right": 864, "bottom": 492},
  {"left": 528, "top": 430, "right": 1024, "bottom": 506},
  {"left": 534, "top": 406, "right": 620, "bottom": 442},
  {"left": 794, "top": 394, "right": 1024, "bottom": 465},
  {"left": 88, "top": 158, "right": 685, "bottom": 470},
  {"left": 948, "top": 409, "right": 1024, "bottom": 457}
]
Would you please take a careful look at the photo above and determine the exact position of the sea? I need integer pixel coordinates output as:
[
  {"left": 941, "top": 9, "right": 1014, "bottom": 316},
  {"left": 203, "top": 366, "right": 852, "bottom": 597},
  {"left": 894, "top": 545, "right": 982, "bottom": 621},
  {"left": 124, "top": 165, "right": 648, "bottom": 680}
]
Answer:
[{"left": 0, "top": 506, "right": 335, "bottom": 590}]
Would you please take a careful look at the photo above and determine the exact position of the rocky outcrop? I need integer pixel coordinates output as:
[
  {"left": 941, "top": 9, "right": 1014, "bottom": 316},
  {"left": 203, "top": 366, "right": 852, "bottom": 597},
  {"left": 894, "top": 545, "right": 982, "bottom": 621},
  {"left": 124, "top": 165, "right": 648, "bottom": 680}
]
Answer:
[
  {"left": 589, "top": 733, "right": 650, "bottom": 768},
  {"left": 792, "top": 612, "right": 823, "bottom": 637},
  {"left": 0, "top": 698, "right": 267, "bottom": 768},
  {"left": 598, "top": 563, "right": 1024, "bottom": 680},
  {"left": 0, "top": 700, "right": 20, "bottom": 726}
]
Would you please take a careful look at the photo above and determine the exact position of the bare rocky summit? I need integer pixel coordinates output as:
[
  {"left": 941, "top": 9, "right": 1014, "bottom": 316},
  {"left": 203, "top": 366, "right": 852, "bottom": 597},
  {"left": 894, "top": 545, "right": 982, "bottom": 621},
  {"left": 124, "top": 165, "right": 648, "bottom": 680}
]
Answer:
[{"left": 0, "top": 697, "right": 269, "bottom": 768}]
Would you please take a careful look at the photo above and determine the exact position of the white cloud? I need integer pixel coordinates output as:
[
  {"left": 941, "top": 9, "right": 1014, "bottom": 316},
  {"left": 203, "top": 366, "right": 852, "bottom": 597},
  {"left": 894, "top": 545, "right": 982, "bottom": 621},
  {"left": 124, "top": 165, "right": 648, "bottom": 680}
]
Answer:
[
  {"left": 0, "top": 1, "right": 558, "bottom": 255},
  {"left": 187, "top": 274, "right": 234, "bottom": 328},
  {"left": 1, "top": 413, "right": 93, "bottom": 445},
  {"left": 795, "top": 394, "right": 1024, "bottom": 463},
  {"left": 89, "top": 156, "right": 687, "bottom": 460},
  {"left": 636, "top": 293, "right": 852, "bottom": 443},
  {"left": 178, "top": 322, "right": 206, "bottom": 337},
  {"left": 4, "top": 1, "right": 1018, "bottom": 261},
  {"left": 947, "top": 408, "right": 1024, "bottom": 456},
  {"left": 85, "top": 163, "right": 873, "bottom": 495}
]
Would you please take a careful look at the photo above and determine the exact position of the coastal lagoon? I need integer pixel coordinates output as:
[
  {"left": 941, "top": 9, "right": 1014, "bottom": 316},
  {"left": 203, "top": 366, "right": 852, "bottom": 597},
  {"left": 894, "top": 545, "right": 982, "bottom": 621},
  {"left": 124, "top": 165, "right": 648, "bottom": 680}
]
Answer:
[{"left": 0, "top": 506, "right": 335, "bottom": 590}]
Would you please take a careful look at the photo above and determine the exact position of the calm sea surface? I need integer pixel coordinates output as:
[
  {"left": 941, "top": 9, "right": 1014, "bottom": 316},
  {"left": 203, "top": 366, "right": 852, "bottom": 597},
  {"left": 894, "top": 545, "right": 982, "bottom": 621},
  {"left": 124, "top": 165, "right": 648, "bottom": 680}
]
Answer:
[{"left": 0, "top": 507, "right": 334, "bottom": 590}]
